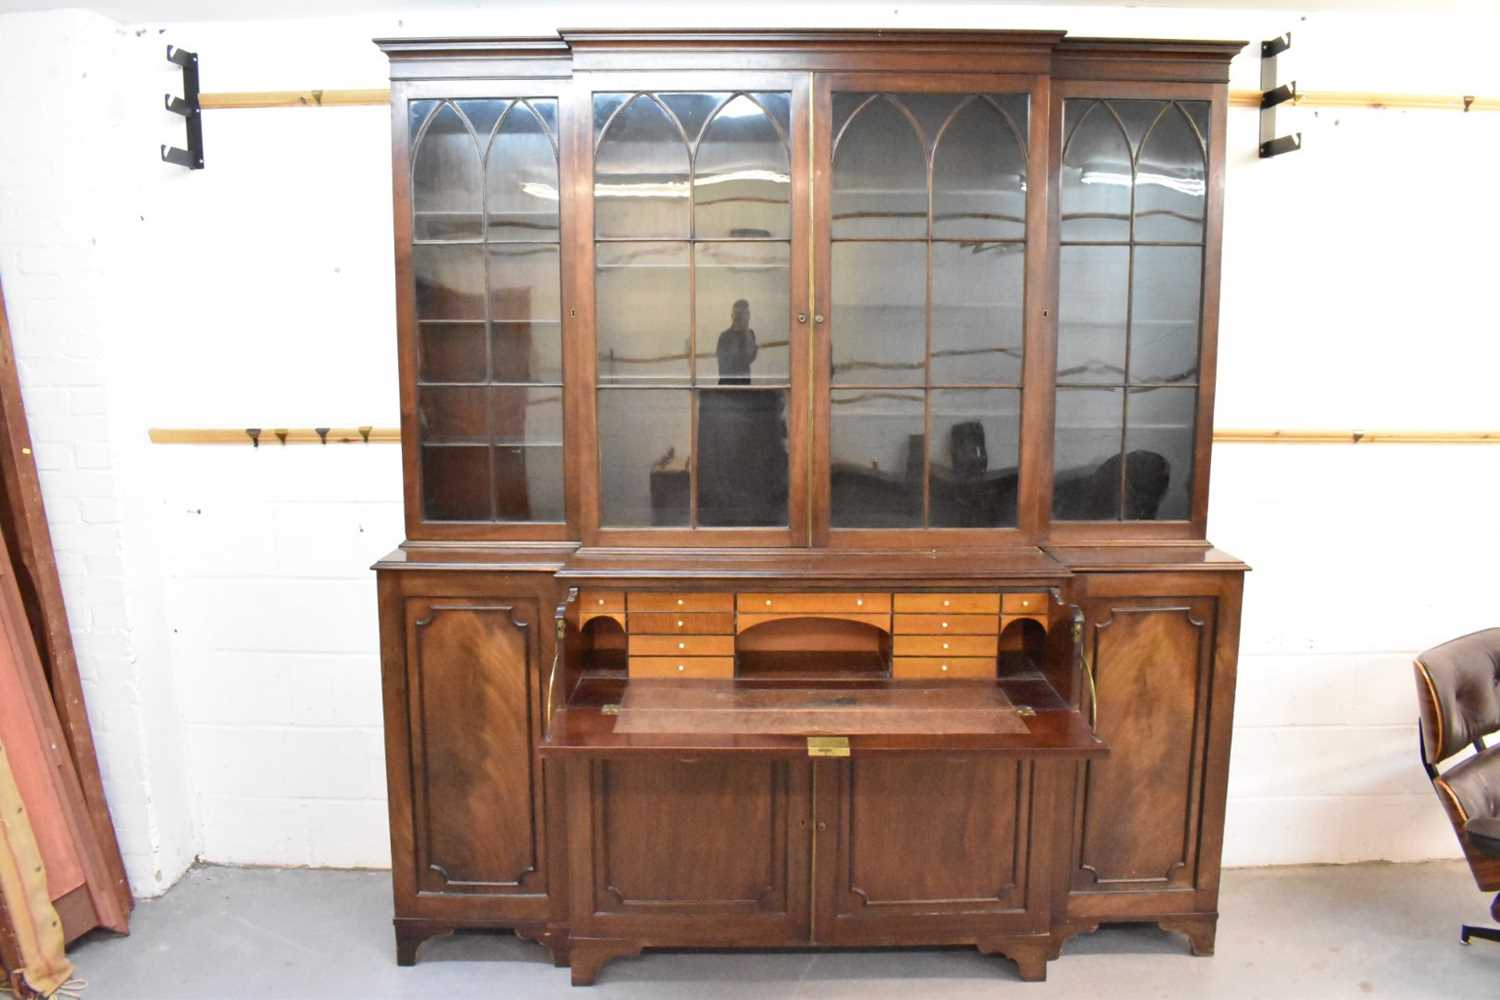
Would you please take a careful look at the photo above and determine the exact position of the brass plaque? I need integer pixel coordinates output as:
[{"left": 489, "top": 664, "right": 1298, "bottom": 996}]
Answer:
[{"left": 807, "top": 736, "right": 850, "bottom": 757}]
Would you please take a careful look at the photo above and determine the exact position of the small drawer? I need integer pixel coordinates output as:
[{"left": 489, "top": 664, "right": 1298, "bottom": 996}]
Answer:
[
  {"left": 628, "top": 592, "right": 734, "bottom": 613},
  {"left": 892, "top": 657, "right": 995, "bottom": 680},
  {"left": 893, "top": 613, "right": 1000, "bottom": 635},
  {"left": 629, "top": 612, "right": 736, "bottom": 635},
  {"left": 1002, "top": 592, "right": 1048, "bottom": 615},
  {"left": 629, "top": 634, "right": 736, "bottom": 657},
  {"left": 892, "top": 634, "right": 998, "bottom": 657},
  {"left": 579, "top": 590, "right": 625, "bottom": 613},
  {"left": 893, "top": 592, "right": 1000, "bottom": 614},
  {"left": 737, "top": 592, "right": 891, "bottom": 614},
  {"left": 628, "top": 656, "right": 736, "bottom": 679}
]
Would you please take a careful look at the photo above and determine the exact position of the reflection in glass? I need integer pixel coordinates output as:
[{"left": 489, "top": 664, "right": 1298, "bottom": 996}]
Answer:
[
  {"left": 695, "top": 242, "right": 789, "bottom": 384},
  {"left": 931, "top": 242, "right": 1024, "bottom": 385},
  {"left": 419, "top": 323, "right": 485, "bottom": 384},
  {"left": 698, "top": 388, "right": 788, "bottom": 527},
  {"left": 412, "top": 102, "right": 482, "bottom": 241},
  {"left": 832, "top": 97, "right": 928, "bottom": 239},
  {"left": 830, "top": 389, "right": 924, "bottom": 528},
  {"left": 831, "top": 242, "right": 925, "bottom": 386},
  {"left": 495, "top": 445, "right": 564, "bottom": 522},
  {"left": 1135, "top": 104, "right": 1206, "bottom": 243},
  {"left": 596, "top": 242, "right": 691, "bottom": 384},
  {"left": 1129, "top": 246, "right": 1202, "bottom": 384},
  {"left": 419, "top": 386, "right": 488, "bottom": 443},
  {"left": 932, "top": 98, "right": 1027, "bottom": 240},
  {"left": 490, "top": 387, "right": 563, "bottom": 445},
  {"left": 1125, "top": 387, "right": 1195, "bottom": 520},
  {"left": 1060, "top": 101, "right": 1132, "bottom": 243},
  {"left": 414, "top": 245, "right": 485, "bottom": 320},
  {"left": 485, "top": 100, "right": 559, "bottom": 241},
  {"left": 598, "top": 389, "right": 692, "bottom": 527},
  {"left": 694, "top": 95, "right": 791, "bottom": 240},
  {"left": 492, "top": 322, "right": 561, "bottom": 384},
  {"left": 1052, "top": 387, "right": 1125, "bottom": 520},
  {"left": 1057, "top": 246, "right": 1128, "bottom": 384},
  {"left": 488, "top": 244, "right": 561, "bottom": 322},
  {"left": 929, "top": 388, "right": 1021, "bottom": 528},
  {"left": 594, "top": 95, "right": 691, "bottom": 239},
  {"left": 422, "top": 445, "right": 489, "bottom": 520}
]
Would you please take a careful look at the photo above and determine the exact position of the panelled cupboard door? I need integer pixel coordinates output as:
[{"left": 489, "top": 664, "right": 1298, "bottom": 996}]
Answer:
[
  {"left": 402, "top": 598, "right": 546, "bottom": 900},
  {"left": 1070, "top": 596, "right": 1216, "bottom": 895},
  {"left": 567, "top": 757, "right": 812, "bottom": 945},
  {"left": 820, "top": 756, "right": 1038, "bottom": 942}
]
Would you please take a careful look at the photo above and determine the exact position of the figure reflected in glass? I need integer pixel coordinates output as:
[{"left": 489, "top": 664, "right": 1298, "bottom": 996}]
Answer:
[{"left": 697, "top": 299, "right": 788, "bottom": 526}]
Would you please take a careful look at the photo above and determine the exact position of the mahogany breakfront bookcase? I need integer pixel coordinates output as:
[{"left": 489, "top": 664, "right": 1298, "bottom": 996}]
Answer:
[{"left": 373, "top": 29, "right": 1248, "bottom": 985}]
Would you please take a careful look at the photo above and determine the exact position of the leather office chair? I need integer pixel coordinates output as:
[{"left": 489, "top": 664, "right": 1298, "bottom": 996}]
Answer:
[{"left": 1415, "top": 629, "right": 1500, "bottom": 945}]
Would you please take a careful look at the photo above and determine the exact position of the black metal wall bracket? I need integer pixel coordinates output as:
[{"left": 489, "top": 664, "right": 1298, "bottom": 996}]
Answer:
[
  {"left": 161, "top": 45, "right": 203, "bottom": 169},
  {"left": 1259, "top": 33, "right": 1301, "bottom": 158}
]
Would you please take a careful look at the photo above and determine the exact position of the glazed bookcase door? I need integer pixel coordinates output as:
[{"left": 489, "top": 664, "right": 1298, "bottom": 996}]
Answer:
[
  {"left": 1047, "top": 81, "right": 1226, "bottom": 540},
  {"left": 812, "top": 74, "right": 1052, "bottom": 547},
  {"left": 397, "top": 85, "right": 576, "bottom": 541},
  {"left": 579, "top": 74, "right": 813, "bottom": 546}
]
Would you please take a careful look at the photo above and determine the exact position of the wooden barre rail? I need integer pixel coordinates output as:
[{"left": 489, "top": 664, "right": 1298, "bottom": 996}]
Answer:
[
  {"left": 198, "top": 88, "right": 1500, "bottom": 114},
  {"left": 148, "top": 427, "right": 1500, "bottom": 446}
]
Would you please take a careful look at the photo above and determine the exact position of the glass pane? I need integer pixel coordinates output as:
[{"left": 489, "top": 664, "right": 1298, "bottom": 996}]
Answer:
[
  {"left": 598, "top": 389, "right": 691, "bottom": 526},
  {"left": 492, "top": 322, "right": 561, "bottom": 384},
  {"left": 830, "top": 389, "right": 924, "bottom": 528},
  {"left": 413, "top": 245, "right": 485, "bottom": 320},
  {"left": 423, "top": 445, "right": 490, "bottom": 520},
  {"left": 495, "top": 445, "right": 564, "bottom": 522},
  {"left": 1052, "top": 386, "right": 1125, "bottom": 521},
  {"left": 932, "top": 97, "right": 1027, "bottom": 241},
  {"left": 694, "top": 94, "right": 791, "bottom": 240},
  {"left": 1135, "top": 103, "right": 1206, "bottom": 243},
  {"left": 1113, "top": 99, "right": 1165, "bottom": 153},
  {"left": 831, "top": 242, "right": 926, "bottom": 386},
  {"left": 419, "top": 323, "right": 485, "bottom": 384},
  {"left": 932, "top": 242, "right": 1024, "bottom": 386},
  {"left": 490, "top": 387, "right": 562, "bottom": 445},
  {"left": 419, "top": 386, "right": 488, "bottom": 444},
  {"left": 594, "top": 94, "right": 691, "bottom": 239},
  {"left": 1130, "top": 246, "right": 1203, "bottom": 384},
  {"left": 596, "top": 242, "right": 690, "bottom": 385},
  {"left": 1125, "top": 387, "right": 1196, "bottom": 520},
  {"left": 1057, "top": 245, "right": 1128, "bottom": 385},
  {"left": 485, "top": 100, "right": 560, "bottom": 241},
  {"left": 412, "top": 102, "right": 482, "bottom": 241},
  {"left": 695, "top": 242, "right": 790, "bottom": 385},
  {"left": 660, "top": 93, "right": 723, "bottom": 145},
  {"left": 697, "top": 389, "right": 789, "bottom": 527},
  {"left": 1060, "top": 101, "right": 1132, "bottom": 243},
  {"left": 832, "top": 95, "right": 928, "bottom": 239},
  {"left": 488, "top": 244, "right": 560, "bottom": 322},
  {"left": 456, "top": 99, "right": 506, "bottom": 139},
  {"left": 929, "top": 388, "right": 1021, "bottom": 528}
]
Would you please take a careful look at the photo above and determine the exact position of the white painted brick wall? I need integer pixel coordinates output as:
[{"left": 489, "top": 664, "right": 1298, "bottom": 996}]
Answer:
[{"left": 2, "top": 4, "right": 1498, "bottom": 892}]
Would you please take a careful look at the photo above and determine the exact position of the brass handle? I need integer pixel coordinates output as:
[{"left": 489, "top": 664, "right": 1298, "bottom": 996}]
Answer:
[
  {"left": 546, "top": 619, "right": 564, "bottom": 732},
  {"left": 797, "top": 312, "right": 808, "bottom": 324},
  {"left": 816, "top": 821, "right": 828, "bottom": 832},
  {"left": 814, "top": 314, "right": 825, "bottom": 325},
  {"left": 1081, "top": 644, "right": 1098, "bottom": 729}
]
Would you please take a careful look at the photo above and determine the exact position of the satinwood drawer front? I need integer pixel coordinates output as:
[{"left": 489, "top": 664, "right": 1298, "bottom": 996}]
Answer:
[
  {"left": 737, "top": 592, "right": 890, "bottom": 614},
  {"left": 892, "top": 593, "right": 1000, "bottom": 614},
  {"left": 892, "top": 657, "right": 995, "bottom": 679},
  {"left": 893, "top": 613, "right": 1000, "bottom": 635},
  {"left": 628, "top": 657, "right": 736, "bottom": 679},
  {"left": 628, "top": 634, "right": 736, "bottom": 657},
  {"left": 579, "top": 590, "right": 625, "bottom": 613},
  {"left": 1001, "top": 593, "right": 1047, "bottom": 615},
  {"left": 629, "top": 612, "right": 736, "bottom": 634},
  {"left": 892, "top": 635, "right": 998, "bottom": 657},
  {"left": 628, "top": 592, "right": 734, "bottom": 613}
]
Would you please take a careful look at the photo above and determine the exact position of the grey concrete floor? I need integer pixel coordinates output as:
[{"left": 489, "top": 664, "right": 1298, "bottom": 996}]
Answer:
[{"left": 61, "top": 861, "right": 1498, "bottom": 999}]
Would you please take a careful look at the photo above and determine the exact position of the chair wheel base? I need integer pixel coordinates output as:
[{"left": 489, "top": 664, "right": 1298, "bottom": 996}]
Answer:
[{"left": 1460, "top": 924, "right": 1500, "bottom": 945}]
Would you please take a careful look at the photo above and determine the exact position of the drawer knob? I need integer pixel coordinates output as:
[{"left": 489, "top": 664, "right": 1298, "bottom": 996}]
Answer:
[
  {"left": 941, "top": 621, "right": 950, "bottom": 629},
  {"left": 677, "top": 641, "right": 686, "bottom": 650},
  {"left": 942, "top": 642, "right": 949, "bottom": 650},
  {"left": 596, "top": 598, "right": 605, "bottom": 606},
  {"left": 765, "top": 599, "right": 773, "bottom": 606},
  {"left": 941, "top": 664, "right": 949, "bottom": 672},
  {"left": 856, "top": 598, "right": 864, "bottom": 607},
  {"left": 676, "top": 619, "right": 685, "bottom": 627},
  {"left": 942, "top": 599, "right": 951, "bottom": 608},
  {"left": 676, "top": 664, "right": 686, "bottom": 672},
  {"left": 676, "top": 599, "right": 684, "bottom": 606}
]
